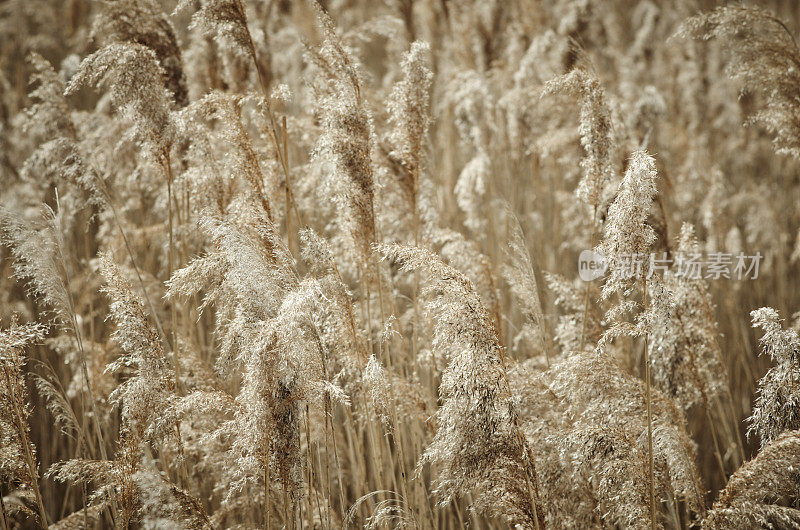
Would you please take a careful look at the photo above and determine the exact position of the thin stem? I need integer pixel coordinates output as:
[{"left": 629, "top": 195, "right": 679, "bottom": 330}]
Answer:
[
  {"left": 265, "top": 456, "right": 271, "bottom": 530},
  {"left": 580, "top": 205, "right": 599, "bottom": 350},
  {"left": 642, "top": 279, "right": 656, "bottom": 530},
  {"left": 0, "top": 492, "right": 10, "bottom": 530},
  {"left": 1, "top": 364, "right": 49, "bottom": 528},
  {"left": 303, "top": 405, "right": 323, "bottom": 529}
]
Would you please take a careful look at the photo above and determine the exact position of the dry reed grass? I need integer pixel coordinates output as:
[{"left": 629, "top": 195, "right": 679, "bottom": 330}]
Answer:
[{"left": 1, "top": 1, "right": 800, "bottom": 529}]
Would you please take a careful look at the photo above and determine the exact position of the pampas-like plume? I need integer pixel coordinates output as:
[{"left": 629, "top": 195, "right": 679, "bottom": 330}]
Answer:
[
  {"left": 379, "top": 243, "right": 543, "bottom": 529},
  {"left": 386, "top": 41, "right": 432, "bottom": 238},
  {"left": 543, "top": 68, "right": 615, "bottom": 208},
  {"left": 447, "top": 70, "right": 495, "bottom": 237},
  {"left": 100, "top": 252, "right": 172, "bottom": 435},
  {"left": 507, "top": 363, "right": 599, "bottom": 528},
  {"left": 298, "top": 227, "right": 369, "bottom": 373},
  {"left": 594, "top": 149, "right": 664, "bottom": 530},
  {"left": 599, "top": 150, "right": 658, "bottom": 299},
  {"left": 649, "top": 224, "right": 730, "bottom": 412},
  {"left": 2, "top": 206, "right": 112, "bottom": 468},
  {"left": 66, "top": 42, "right": 176, "bottom": 162},
  {"left": 702, "top": 430, "right": 800, "bottom": 529},
  {"left": 99, "top": 252, "right": 177, "bottom": 527},
  {"left": 24, "top": 52, "right": 75, "bottom": 141},
  {"left": 166, "top": 203, "right": 295, "bottom": 373},
  {"left": 48, "top": 254, "right": 209, "bottom": 529},
  {"left": 178, "top": 0, "right": 255, "bottom": 61},
  {"left": 0, "top": 321, "right": 49, "bottom": 527},
  {"left": 167, "top": 204, "right": 311, "bottom": 522},
  {"left": 92, "top": 0, "right": 188, "bottom": 106},
  {"left": 310, "top": 5, "right": 376, "bottom": 268},
  {"left": 182, "top": 91, "right": 274, "bottom": 219},
  {"left": 434, "top": 228, "right": 503, "bottom": 339},
  {"left": 549, "top": 351, "right": 704, "bottom": 528},
  {"left": 22, "top": 54, "right": 107, "bottom": 208},
  {"left": 679, "top": 6, "right": 800, "bottom": 160},
  {"left": 133, "top": 462, "right": 213, "bottom": 529},
  {"left": 1, "top": 207, "right": 73, "bottom": 329},
  {"left": 5, "top": 1, "right": 800, "bottom": 528},
  {"left": 748, "top": 307, "right": 800, "bottom": 448},
  {"left": 31, "top": 370, "right": 79, "bottom": 440},
  {"left": 453, "top": 150, "right": 490, "bottom": 236}
]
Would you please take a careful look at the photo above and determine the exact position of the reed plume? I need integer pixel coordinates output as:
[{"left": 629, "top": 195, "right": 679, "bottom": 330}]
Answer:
[
  {"left": 2, "top": 1, "right": 800, "bottom": 528},
  {"left": 0, "top": 321, "right": 49, "bottom": 528},
  {"left": 748, "top": 307, "right": 800, "bottom": 448},
  {"left": 380, "top": 243, "right": 544, "bottom": 529}
]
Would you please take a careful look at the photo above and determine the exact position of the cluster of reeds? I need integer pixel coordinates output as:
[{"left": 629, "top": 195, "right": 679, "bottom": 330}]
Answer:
[{"left": 2, "top": 1, "right": 800, "bottom": 529}]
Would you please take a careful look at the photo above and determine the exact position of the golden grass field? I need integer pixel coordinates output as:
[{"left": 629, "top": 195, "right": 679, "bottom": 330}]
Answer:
[{"left": 2, "top": 0, "right": 800, "bottom": 528}]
